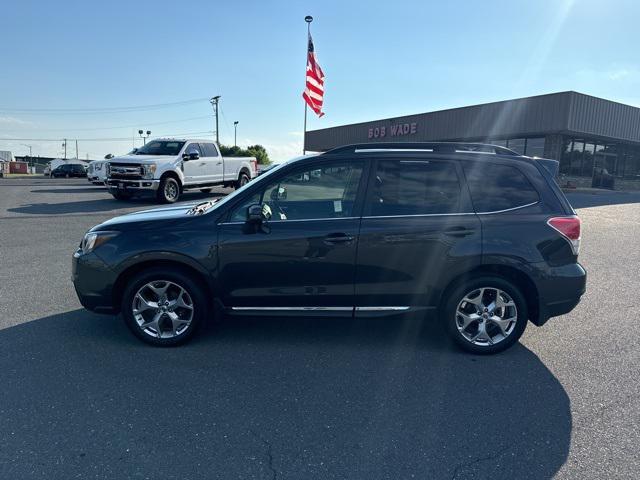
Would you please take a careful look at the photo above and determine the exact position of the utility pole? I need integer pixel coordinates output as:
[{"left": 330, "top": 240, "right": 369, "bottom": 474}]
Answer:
[
  {"left": 62, "top": 139, "right": 67, "bottom": 159},
  {"left": 75, "top": 140, "right": 79, "bottom": 159},
  {"left": 210, "top": 96, "right": 221, "bottom": 145},
  {"left": 234, "top": 121, "right": 239, "bottom": 147}
]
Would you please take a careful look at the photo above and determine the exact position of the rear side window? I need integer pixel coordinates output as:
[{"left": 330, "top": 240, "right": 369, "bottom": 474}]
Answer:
[
  {"left": 201, "top": 143, "right": 219, "bottom": 157},
  {"left": 369, "top": 160, "right": 462, "bottom": 216},
  {"left": 463, "top": 163, "right": 539, "bottom": 213}
]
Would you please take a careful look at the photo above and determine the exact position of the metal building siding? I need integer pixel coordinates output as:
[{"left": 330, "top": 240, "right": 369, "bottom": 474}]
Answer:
[
  {"left": 306, "top": 92, "right": 574, "bottom": 151},
  {"left": 568, "top": 92, "right": 640, "bottom": 143},
  {"left": 306, "top": 91, "right": 640, "bottom": 152}
]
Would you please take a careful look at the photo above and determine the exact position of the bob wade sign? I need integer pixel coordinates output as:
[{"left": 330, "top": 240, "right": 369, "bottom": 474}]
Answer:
[{"left": 368, "top": 122, "right": 418, "bottom": 139}]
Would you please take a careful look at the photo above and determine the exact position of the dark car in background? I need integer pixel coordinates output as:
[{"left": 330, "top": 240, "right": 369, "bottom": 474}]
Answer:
[
  {"left": 72, "top": 143, "right": 586, "bottom": 354},
  {"left": 52, "top": 163, "right": 87, "bottom": 178}
]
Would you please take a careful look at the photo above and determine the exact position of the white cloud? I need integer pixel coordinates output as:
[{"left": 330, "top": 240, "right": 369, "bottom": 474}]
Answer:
[{"left": 0, "top": 116, "right": 32, "bottom": 126}]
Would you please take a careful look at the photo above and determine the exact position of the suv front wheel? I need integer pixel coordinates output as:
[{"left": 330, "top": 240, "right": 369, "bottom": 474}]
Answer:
[
  {"left": 443, "top": 276, "right": 528, "bottom": 354},
  {"left": 121, "top": 268, "right": 206, "bottom": 346}
]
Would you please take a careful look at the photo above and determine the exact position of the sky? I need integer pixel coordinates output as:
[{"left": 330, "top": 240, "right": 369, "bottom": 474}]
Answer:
[{"left": 1, "top": 0, "right": 639, "bottom": 162}]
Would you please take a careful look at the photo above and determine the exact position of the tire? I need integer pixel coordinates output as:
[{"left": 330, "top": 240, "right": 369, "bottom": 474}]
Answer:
[
  {"left": 157, "top": 176, "right": 181, "bottom": 203},
  {"left": 235, "top": 172, "right": 250, "bottom": 190},
  {"left": 442, "top": 275, "right": 528, "bottom": 355},
  {"left": 111, "top": 190, "right": 132, "bottom": 200},
  {"left": 121, "top": 267, "right": 207, "bottom": 347},
  {"left": 200, "top": 188, "right": 213, "bottom": 193}
]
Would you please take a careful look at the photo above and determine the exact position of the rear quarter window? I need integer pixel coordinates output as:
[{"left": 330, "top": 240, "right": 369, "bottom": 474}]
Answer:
[{"left": 463, "top": 162, "right": 539, "bottom": 213}]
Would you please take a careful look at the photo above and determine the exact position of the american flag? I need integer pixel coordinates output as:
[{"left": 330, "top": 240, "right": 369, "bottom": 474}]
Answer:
[{"left": 302, "top": 34, "right": 325, "bottom": 117}]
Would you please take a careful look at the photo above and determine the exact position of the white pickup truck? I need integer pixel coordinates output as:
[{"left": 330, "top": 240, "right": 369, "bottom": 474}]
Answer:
[{"left": 105, "top": 138, "right": 257, "bottom": 203}]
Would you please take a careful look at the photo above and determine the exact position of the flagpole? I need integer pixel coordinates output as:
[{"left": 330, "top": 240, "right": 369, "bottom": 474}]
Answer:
[{"left": 303, "top": 15, "right": 313, "bottom": 155}]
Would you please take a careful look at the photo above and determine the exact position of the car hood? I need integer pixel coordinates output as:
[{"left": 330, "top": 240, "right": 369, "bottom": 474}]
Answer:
[
  {"left": 92, "top": 203, "right": 204, "bottom": 230},
  {"left": 109, "top": 154, "right": 176, "bottom": 164}
]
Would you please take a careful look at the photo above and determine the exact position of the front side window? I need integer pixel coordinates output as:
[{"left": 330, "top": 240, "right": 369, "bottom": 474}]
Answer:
[
  {"left": 185, "top": 143, "right": 202, "bottom": 156},
  {"left": 229, "top": 162, "right": 363, "bottom": 222},
  {"left": 463, "top": 163, "right": 539, "bottom": 213},
  {"left": 368, "top": 160, "right": 462, "bottom": 216}
]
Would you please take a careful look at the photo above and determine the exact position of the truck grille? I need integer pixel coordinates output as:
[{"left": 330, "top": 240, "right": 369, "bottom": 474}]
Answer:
[{"left": 108, "top": 162, "right": 143, "bottom": 180}]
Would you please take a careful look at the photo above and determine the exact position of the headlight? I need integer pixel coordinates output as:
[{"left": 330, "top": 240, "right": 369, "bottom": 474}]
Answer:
[
  {"left": 81, "top": 231, "right": 119, "bottom": 254},
  {"left": 142, "top": 164, "right": 157, "bottom": 179}
]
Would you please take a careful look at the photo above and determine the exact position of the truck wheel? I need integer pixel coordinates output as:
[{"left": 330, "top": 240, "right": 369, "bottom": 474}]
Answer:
[
  {"left": 442, "top": 275, "right": 528, "bottom": 355},
  {"left": 200, "top": 188, "right": 213, "bottom": 193},
  {"left": 235, "top": 172, "right": 250, "bottom": 190},
  {"left": 157, "top": 176, "right": 180, "bottom": 203},
  {"left": 111, "top": 190, "right": 132, "bottom": 200},
  {"left": 121, "top": 267, "right": 206, "bottom": 346}
]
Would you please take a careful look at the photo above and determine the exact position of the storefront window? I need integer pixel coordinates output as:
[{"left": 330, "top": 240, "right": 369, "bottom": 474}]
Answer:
[
  {"left": 570, "top": 140, "right": 584, "bottom": 175},
  {"left": 560, "top": 139, "right": 573, "bottom": 174},
  {"left": 525, "top": 137, "right": 545, "bottom": 158},
  {"left": 582, "top": 143, "right": 595, "bottom": 176},
  {"left": 507, "top": 138, "right": 526, "bottom": 155},
  {"left": 488, "top": 139, "right": 507, "bottom": 147}
]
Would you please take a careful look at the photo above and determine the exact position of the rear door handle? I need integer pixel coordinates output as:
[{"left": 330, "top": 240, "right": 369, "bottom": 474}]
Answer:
[
  {"left": 324, "top": 233, "right": 355, "bottom": 244},
  {"left": 443, "top": 226, "right": 474, "bottom": 237}
]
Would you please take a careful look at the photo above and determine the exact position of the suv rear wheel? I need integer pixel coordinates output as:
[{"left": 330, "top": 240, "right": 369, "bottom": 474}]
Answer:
[
  {"left": 157, "top": 176, "right": 180, "bottom": 203},
  {"left": 121, "top": 268, "right": 206, "bottom": 346},
  {"left": 443, "top": 276, "right": 528, "bottom": 354}
]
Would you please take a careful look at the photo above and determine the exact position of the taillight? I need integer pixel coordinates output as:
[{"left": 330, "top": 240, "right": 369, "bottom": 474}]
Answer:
[
  {"left": 251, "top": 159, "right": 258, "bottom": 174},
  {"left": 547, "top": 216, "right": 581, "bottom": 255}
]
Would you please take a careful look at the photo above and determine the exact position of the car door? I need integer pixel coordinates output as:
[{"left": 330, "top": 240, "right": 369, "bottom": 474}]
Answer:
[
  {"left": 182, "top": 142, "right": 206, "bottom": 184},
  {"left": 354, "top": 157, "right": 482, "bottom": 312},
  {"left": 217, "top": 158, "right": 367, "bottom": 312},
  {"left": 201, "top": 143, "right": 223, "bottom": 183}
]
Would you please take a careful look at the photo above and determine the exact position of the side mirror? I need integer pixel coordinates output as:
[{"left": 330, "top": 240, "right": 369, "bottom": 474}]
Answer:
[
  {"left": 246, "top": 203, "right": 264, "bottom": 223},
  {"left": 182, "top": 152, "right": 199, "bottom": 161},
  {"left": 104, "top": 153, "right": 114, "bottom": 160}
]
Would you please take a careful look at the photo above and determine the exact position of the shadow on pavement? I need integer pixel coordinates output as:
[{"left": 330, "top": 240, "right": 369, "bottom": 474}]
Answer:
[
  {"left": 7, "top": 192, "right": 226, "bottom": 215},
  {"left": 565, "top": 190, "right": 640, "bottom": 209},
  {"left": 0, "top": 310, "right": 571, "bottom": 479},
  {"left": 30, "top": 188, "right": 108, "bottom": 194}
]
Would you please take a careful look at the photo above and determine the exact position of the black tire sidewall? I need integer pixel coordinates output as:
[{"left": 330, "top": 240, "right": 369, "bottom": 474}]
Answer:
[
  {"left": 443, "top": 275, "right": 528, "bottom": 355},
  {"left": 121, "top": 268, "right": 207, "bottom": 346},
  {"left": 157, "top": 177, "right": 180, "bottom": 203},
  {"left": 235, "top": 173, "right": 249, "bottom": 190}
]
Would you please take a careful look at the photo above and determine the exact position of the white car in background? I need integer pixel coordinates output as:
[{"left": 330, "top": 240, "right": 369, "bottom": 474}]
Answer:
[
  {"left": 105, "top": 138, "right": 257, "bottom": 203},
  {"left": 87, "top": 160, "right": 107, "bottom": 185}
]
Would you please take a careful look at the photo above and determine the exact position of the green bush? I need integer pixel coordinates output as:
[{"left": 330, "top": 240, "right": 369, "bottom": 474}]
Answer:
[{"left": 219, "top": 144, "right": 271, "bottom": 165}]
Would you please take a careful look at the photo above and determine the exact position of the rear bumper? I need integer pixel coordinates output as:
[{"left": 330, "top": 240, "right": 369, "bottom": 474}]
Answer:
[
  {"left": 72, "top": 250, "right": 118, "bottom": 314},
  {"left": 533, "top": 262, "right": 586, "bottom": 326}
]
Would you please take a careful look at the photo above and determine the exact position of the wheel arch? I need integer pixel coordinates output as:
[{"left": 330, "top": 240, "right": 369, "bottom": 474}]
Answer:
[
  {"left": 112, "top": 256, "right": 214, "bottom": 314},
  {"left": 238, "top": 166, "right": 250, "bottom": 179},
  {"left": 439, "top": 264, "right": 540, "bottom": 325},
  {"left": 159, "top": 170, "right": 183, "bottom": 190}
]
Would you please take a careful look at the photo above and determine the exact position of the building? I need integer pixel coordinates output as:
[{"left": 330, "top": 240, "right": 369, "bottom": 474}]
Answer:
[{"left": 305, "top": 91, "right": 640, "bottom": 189}]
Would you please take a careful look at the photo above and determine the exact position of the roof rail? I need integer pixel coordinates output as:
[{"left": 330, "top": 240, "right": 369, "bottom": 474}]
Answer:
[{"left": 323, "top": 142, "right": 520, "bottom": 156}]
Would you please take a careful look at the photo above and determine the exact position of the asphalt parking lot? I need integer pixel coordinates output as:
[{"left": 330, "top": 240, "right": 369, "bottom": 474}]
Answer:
[{"left": 0, "top": 177, "right": 638, "bottom": 479}]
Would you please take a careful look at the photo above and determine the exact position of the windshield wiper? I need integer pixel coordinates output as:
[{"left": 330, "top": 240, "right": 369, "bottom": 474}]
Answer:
[{"left": 187, "top": 200, "right": 217, "bottom": 215}]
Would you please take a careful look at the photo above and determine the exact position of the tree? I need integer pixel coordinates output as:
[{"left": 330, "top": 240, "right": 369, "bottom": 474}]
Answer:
[{"left": 218, "top": 144, "right": 271, "bottom": 165}]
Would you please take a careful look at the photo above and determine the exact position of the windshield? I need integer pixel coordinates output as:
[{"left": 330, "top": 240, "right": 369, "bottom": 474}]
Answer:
[{"left": 134, "top": 140, "right": 185, "bottom": 156}]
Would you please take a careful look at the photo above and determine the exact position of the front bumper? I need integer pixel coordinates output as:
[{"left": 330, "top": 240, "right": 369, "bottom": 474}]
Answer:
[
  {"left": 107, "top": 178, "right": 159, "bottom": 191},
  {"left": 533, "top": 262, "right": 586, "bottom": 326},
  {"left": 72, "top": 250, "right": 118, "bottom": 314}
]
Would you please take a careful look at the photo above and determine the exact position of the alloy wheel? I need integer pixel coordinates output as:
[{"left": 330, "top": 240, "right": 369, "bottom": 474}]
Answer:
[
  {"left": 165, "top": 181, "right": 178, "bottom": 201},
  {"left": 455, "top": 287, "right": 518, "bottom": 346},
  {"left": 131, "top": 280, "right": 194, "bottom": 339}
]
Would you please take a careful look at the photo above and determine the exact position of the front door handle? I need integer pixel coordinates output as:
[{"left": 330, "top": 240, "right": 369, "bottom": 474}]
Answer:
[
  {"left": 324, "top": 233, "right": 355, "bottom": 244},
  {"left": 443, "top": 226, "right": 474, "bottom": 237}
]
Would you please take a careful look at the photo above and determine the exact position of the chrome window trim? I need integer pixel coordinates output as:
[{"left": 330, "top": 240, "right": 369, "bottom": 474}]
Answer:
[
  {"left": 220, "top": 216, "right": 360, "bottom": 226},
  {"left": 231, "top": 306, "right": 353, "bottom": 311},
  {"left": 355, "top": 306, "right": 410, "bottom": 311},
  {"left": 476, "top": 201, "right": 539, "bottom": 215},
  {"left": 362, "top": 201, "right": 539, "bottom": 219}
]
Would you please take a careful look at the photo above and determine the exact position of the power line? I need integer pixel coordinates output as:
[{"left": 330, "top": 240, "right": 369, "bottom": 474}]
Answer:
[
  {"left": 0, "top": 130, "right": 214, "bottom": 142},
  {"left": 8, "top": 115, "right": 213, "bottom": 133},
  {"left": 0, "top": 97, "right": 209, "bottom": 115}
]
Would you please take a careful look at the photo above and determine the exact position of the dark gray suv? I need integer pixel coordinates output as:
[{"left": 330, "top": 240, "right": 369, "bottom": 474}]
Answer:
[{"left": 72, "top": 143, "right": 586, "bottom": 354}]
